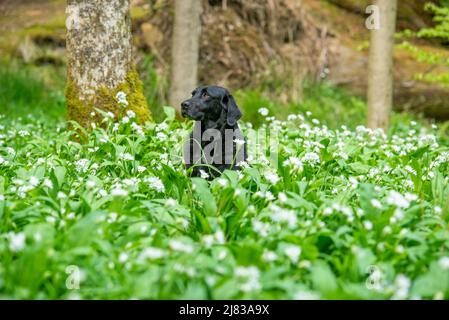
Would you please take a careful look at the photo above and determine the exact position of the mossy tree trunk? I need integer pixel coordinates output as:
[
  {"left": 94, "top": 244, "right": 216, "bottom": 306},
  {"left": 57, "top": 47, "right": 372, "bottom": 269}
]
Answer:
[
  {"left": 66, "top": 0, "right": 152, "bottom": 128},
  {"left": 169, "top": 0, "right": 202, "bottom": 114},
  {"left": 367, "top": 0, "right": 397, "bottom": 131}
]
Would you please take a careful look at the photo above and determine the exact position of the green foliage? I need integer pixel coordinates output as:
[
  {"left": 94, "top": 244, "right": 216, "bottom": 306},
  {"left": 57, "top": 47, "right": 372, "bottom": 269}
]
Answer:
[
  {"left": 0, "top": 62, "right": 65, "bottom": 121},
  {"left": 140, "top": 55, "right": 169, "bottom": 122},
  {"left": 397, "top": 2, "right": 449, "bottom": 86},
  {"left": 0, "top": 105, "right": 448, "bottom": 299},
  {"left": 418, "top": 3, "right": 449, "bottom": 41},
  {"left": 236, "top": 82, "right": 422, "bottom": 130}
]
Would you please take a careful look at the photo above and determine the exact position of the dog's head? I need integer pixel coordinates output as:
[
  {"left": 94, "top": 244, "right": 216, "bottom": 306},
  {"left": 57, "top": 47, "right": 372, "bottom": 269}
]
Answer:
[{"left": 181, "top": 86, "right": 242, "bottom": 127}]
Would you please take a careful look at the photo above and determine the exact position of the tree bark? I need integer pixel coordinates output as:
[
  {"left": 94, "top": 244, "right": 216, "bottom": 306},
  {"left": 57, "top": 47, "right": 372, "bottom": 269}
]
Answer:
[
  {"left": 65, "top": 0, "right": 152, "bottom": 128},
  {"left": 169, "top": 0, "right": 202, "bottom": 114},
  {"left": 367, "top": 0, "right": 397, "bottom": 131}
]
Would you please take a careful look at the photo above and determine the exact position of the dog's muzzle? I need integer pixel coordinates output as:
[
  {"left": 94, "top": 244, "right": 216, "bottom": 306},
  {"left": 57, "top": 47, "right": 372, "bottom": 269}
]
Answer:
[{"left": 181, "top": 100, "right": 191, "bottom": 118}]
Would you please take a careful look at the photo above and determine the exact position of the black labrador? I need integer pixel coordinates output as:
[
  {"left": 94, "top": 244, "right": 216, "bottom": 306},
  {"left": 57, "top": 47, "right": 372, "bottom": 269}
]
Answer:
[{"left": 181, "top": 86, "right": 247, "bottom": 178}]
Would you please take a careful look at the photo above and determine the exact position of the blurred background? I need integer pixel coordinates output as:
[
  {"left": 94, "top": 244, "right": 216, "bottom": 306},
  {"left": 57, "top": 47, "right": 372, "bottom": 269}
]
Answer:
[{"left": 1, "top": 0, "right": 449, "bottom": 130}]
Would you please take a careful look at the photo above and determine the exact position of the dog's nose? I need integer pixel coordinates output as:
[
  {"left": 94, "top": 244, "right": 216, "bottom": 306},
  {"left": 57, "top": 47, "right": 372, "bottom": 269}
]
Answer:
[{"left": 181, "top": 101, "right": 190, "bottom": 111}]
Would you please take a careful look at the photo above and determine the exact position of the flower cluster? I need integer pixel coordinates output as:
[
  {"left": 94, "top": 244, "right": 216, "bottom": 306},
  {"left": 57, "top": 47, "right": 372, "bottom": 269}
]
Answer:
[{"left": 0, "top": 109, "right": 448, "bottom": 300}]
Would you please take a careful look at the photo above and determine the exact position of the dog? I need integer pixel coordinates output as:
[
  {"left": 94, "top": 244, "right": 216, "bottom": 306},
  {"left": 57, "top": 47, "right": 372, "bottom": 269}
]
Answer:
[{"left": 181, "top": 86, "right": 247, "bottom": 178}]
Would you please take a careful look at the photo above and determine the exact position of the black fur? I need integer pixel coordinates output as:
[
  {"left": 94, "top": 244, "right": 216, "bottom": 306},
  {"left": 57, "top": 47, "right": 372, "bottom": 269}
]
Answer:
[{"left": 181, "top": 86, "right": 247, "bottom": 178}]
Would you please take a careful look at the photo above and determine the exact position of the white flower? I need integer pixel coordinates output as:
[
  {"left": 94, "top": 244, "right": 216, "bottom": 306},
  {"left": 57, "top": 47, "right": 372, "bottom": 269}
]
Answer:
[
  {"left": 404, "top": 193, "right": 417, "bottom": 202},
  {"left": 29, "top": 176, "right": 39, "bottom": 187},
  {"left": 118, "top": 252, "right": 129, "bottom": 263},
  {"left": 438, "top": 257, "right": 449, "bottom": 270},
  {"left": 120, "top": 152, "right": 134, "bottom": 161},
  {"left": 0, "top": 194, "right": 4, "bottom": 201},
  {"left": 284, "top": 245, "right": 301, "bottom": 263},
  {"left": 156, "top": 122, "right": 169, "bottom": 131},
  {"left": 46, "top": 216, "right": 56, "bottom": 224},
  {"left": 116, "top": 91, "right": 128, "bottom": 106},
  {"left": 258, "top": 108, "right": 269, "bottom": 116},
  {"left": 122, "top": 116, "right": 130, "bottom": 124},
  {"left": 363, "top": 220, "right": 373, "bottom": 231},
  {"left": 283, "top": 156, "right": 303, "bottom": 171},
  {"left": 264, "top": 171, "right": 280, "bottom": 184},
  {"left": 145, "top": 177, "right": 165, "bottom": 193},
  {"left": 323, "top": 207, "right": 333, "bottom": 216},
  {"left": 137, "top": 166, "right": 147, "bottom": 173},
  {"left": 387, "top": 191, "right": 410, "bottom": 208},
  {"left": 126, "top": 110, "right": 136, "bottom": 118},
  {"left": 234, "top": 138, "right": 245, "bottom": 147},
  {"left": 278, "top": 192, "right": 287, "bottom": 203},
  {"left": 349, "top": 176, "right": 358, "bottom": 189},
  {"left": 271, "top": 205, "right": 297, "bottom": 228},
  {"left": 294, "top": 291, "right": 320, "bottom": 300},
  {"left": 263, "top": 250, "right": 277, "bottom": 262},
  {"left": 253, "top": 220, "right": 270, "bottom": 237},
  {"left": 139, "top": 247, "right": 165, "bottom": 260},
  {"left": 156, "top": 132, "right": 167, "bottom": 140},
  {"left": 165, "top": 198, "right": 177, "bottom": 207},
  {"left": 169, "top": 239, "right": 193, "bottom": 253},
  {"left": 107, "top": 212, "right": 118, "bottom": 223},
  {"left": 43, "top": 178, "right": 53, "bottom": 189},
  {"left": 392, "top": 274, "right": 411, "bottom": 300},
  {"left": 302, "top": 152, "right": 320, "bottom": 166},
  {"left": 75, "top": 158, "right": 90, "bottom": 173},
  {"left": 8, "top": 232, "right": 26, "bottom": 252},
  {"left": 199, "top": 170, "right": 209, "bottom": 179},
  {"left": 404, "top": 165, "right": 416, "bottom": 175},
  {"left": 235, "top": 266, "right": 261, "bottom": 292},
  {"left": 265, "top": 191, "right": 275, "bottom": 201},
  {"left": 57, "top": 191, "right": 67, "bottom": 199},
  {"left": 110, "top": 188, "right": 128, "bottom": 197},
  {"left": 395, "top": 245, "right": 405, "bottom": 254},
  {"left": 371, "top": 199, "right": 382, "bottom": 209},
  {"left": 217, "top": 178, "right": 227, "bottom": 187},
  {"left": 383, "top": 226, "right": 392, "bottom": 235},
  {"left": 86, "top": 180, "right": 96, "bottom": 189}
]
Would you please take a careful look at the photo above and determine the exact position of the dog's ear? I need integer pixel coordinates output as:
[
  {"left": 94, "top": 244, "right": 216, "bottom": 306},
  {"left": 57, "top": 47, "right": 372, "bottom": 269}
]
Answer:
[{"left": 222, "top": 94, "right": 242, "bottom": 126}]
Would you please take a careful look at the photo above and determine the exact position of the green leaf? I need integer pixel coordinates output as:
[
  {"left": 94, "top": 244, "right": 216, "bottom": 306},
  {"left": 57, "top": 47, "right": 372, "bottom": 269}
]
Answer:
[
  {"left": 192, "top": 178, "right": 217, "bottom": 216},
  {"left": 163, "top": 106, "right": 176, "bottom": 121},
  {"left": 53, "top": 166, "right": 67, "bottom": 188},
  {"left": 411, "top": 261, "right": 449, "bottom": 298},
  {"left": 310, "top": 261, "right": 338, "bottom": 295},
  {"left": 348, "top": 162, "right": 370, "bottom": 174}
]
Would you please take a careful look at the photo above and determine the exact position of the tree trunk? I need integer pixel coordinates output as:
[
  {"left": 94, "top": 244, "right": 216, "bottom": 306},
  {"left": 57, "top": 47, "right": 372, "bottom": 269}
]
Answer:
[
  {"left": 65, "top": 0, "right": 152, "bottom": 128},
  {"left": 169, "top": 0, "right": 202, "bottom": 114},
  {"left": 367, "top": 0, "right": 397, "bottom": 131}
]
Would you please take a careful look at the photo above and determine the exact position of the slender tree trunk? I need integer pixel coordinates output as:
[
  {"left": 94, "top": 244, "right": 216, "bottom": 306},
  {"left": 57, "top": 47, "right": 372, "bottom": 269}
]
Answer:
[
  {"left": 367, "top": 0, "right": 397, "bottom": 131},
  {"left": 169, "top": 0, "right": 202, "bottom": 113},
  {"left": 65, "top": 0, "right": 152, "bottom": 128}
]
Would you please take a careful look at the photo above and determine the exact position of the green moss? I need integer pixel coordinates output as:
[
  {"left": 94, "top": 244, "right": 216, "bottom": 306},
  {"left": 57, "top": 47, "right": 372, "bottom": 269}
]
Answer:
[
  {"left": 66, "top": 67, "right": 153, "bottom": 129},
  {"left": 130, "top": 6, "right": 150, "bottom": 21},
  {"left": 20, "top": 17, "right": 66, "bottom": 38}
]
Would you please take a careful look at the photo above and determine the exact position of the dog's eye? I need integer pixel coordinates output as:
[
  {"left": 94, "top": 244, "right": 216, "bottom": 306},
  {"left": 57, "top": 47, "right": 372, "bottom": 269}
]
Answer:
[{"left": 202, "top": 92, "right": 210, "bottom": 99}]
